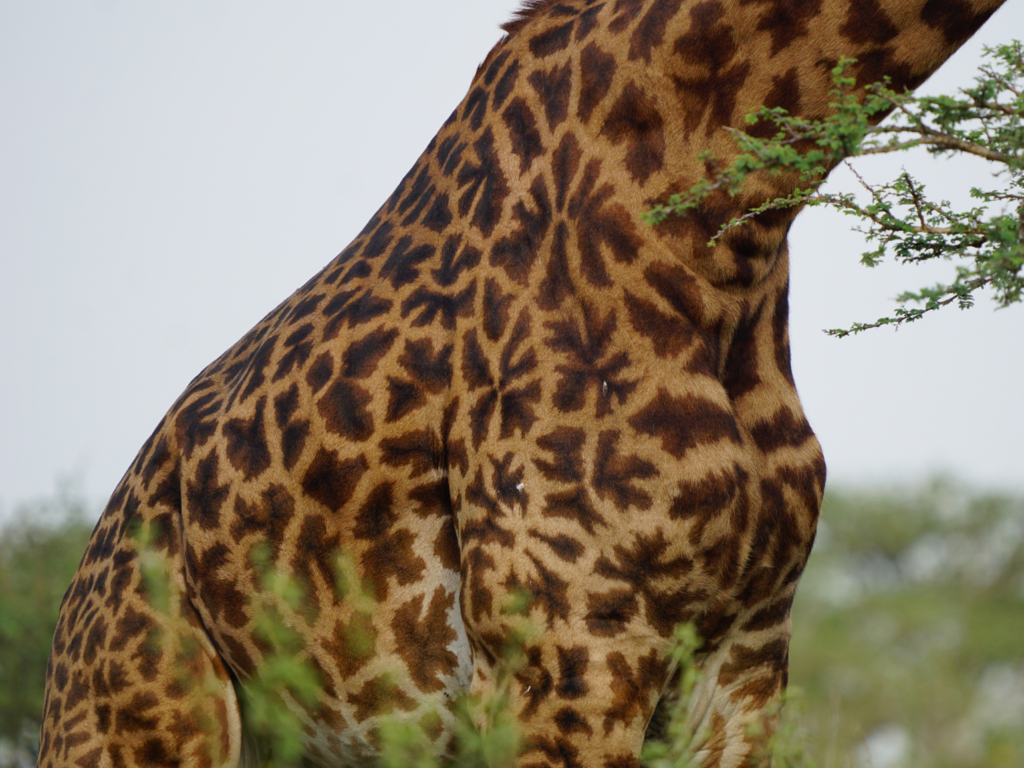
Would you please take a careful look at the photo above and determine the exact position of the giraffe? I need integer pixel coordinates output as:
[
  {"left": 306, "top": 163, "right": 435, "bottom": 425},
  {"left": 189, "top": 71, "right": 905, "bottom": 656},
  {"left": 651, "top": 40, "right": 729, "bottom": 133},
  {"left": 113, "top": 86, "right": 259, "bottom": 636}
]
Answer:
[{"left": 38, "top": 1, "right": 1008, "bottom": 766}]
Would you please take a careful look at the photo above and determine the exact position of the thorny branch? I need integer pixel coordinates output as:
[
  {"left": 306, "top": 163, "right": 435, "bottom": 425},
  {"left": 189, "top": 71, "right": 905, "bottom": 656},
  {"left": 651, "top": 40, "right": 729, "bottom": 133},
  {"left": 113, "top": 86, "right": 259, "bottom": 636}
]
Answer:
[{"left": 860, "top": 127, "right": 1016, "bottom": 163}]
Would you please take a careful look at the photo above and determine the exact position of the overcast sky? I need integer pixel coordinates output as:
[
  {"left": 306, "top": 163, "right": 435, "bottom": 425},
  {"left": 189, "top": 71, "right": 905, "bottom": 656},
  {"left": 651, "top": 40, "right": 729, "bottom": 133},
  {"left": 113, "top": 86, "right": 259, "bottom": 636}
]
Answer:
[{"left": 2, "top": 1, "right": 1022, "bottom": 524}]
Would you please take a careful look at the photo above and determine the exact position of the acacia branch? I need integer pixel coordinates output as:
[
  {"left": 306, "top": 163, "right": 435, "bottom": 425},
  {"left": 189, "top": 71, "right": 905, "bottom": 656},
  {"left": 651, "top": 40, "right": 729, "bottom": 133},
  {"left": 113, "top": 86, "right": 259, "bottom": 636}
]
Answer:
[
  {"left": 810, "top": 192, "right": 988, "bottom": 245},
  {"left": 968, "top": 94, "right": 1022, "bottom": 115},
  {"left": 827, "top": 274, "right": 994, "bottom": 336},
  {"left": 862, "top": 127, "right": 1016, "bottom": 163}
]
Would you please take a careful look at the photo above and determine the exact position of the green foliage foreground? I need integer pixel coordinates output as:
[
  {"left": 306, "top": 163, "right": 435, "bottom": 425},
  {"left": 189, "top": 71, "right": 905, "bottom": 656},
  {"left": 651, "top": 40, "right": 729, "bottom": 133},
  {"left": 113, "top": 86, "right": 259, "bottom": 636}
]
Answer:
[{"left": 2, "top": 481, "right": 1022, "bottom": 767}]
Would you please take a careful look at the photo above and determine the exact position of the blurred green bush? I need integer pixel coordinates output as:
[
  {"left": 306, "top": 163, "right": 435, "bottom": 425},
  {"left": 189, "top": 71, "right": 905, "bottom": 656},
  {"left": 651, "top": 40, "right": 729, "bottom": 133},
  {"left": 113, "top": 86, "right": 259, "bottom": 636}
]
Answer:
[
  {"left": 791, "top": 481, "right": 1024, "bottom": 767},
  {"left": 0, "top": 487, "right": 94, "bottom": 756}
]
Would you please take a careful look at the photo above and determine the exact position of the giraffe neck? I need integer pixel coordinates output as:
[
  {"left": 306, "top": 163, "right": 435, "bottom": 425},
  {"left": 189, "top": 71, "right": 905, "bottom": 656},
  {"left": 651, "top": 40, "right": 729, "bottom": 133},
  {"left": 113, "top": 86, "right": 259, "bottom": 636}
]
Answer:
[
  {"left": 498, "top": 0, "right": 1008, "bottom": 290},
  {"left": 619, "top": 0, "right": 1009, "bottom": 155}
]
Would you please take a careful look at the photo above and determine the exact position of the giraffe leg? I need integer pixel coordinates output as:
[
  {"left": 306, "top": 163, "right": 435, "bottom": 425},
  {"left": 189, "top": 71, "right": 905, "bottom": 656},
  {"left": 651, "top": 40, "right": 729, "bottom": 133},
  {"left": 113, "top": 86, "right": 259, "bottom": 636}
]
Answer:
[
  {"left": 683, "top": 617, "right": 794, "bottom": 768},
  {"left": 39, "top": 511, "right": 244, "bottom": 768},
  {"left": 465, "top": 623, "right": 672, "bottom": 768}
]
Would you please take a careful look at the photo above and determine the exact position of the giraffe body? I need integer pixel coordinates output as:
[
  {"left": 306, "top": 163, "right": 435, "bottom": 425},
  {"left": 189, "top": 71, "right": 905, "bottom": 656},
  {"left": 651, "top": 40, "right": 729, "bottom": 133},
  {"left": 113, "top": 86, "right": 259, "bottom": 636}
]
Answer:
[{"left": 40, "top": 1, "right": 1006, "bottom": 766}]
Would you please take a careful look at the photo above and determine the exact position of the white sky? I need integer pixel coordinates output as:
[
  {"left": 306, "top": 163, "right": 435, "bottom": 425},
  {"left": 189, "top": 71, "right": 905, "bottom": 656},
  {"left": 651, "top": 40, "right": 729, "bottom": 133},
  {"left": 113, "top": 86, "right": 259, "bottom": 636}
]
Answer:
[{"left": 1, "top": 1, "right": 1022, "bottom": 524}]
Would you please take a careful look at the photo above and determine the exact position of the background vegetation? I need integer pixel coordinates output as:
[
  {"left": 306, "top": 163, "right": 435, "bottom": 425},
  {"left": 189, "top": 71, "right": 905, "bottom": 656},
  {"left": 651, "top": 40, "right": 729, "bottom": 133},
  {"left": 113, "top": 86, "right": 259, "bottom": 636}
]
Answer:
[{"left": 1, "top": 481, "right": 1021, "bottom": 767}]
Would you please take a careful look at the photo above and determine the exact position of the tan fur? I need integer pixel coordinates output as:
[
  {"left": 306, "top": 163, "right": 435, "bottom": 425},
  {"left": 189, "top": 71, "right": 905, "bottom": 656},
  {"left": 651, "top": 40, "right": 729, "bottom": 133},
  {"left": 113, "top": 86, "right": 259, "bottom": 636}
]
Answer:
[{"left": 39, "top": 1, "right": 1005, "bottom": 766}]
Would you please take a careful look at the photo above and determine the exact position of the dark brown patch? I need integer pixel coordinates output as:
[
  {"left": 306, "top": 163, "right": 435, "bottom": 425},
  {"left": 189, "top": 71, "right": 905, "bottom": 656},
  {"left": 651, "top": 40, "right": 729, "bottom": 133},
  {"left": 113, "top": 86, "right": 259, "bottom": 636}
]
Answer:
[
  {"left": 595, "top": 530, "right": 697, "bottom": 636},
  {"left": 773, "top": 283, "right": 796, "bottom": 385},
  {"left": 601, "top": 81, "right": 666, "bottom": 183},
  {"left": 189, "top": 542, "right": 249, "bottom": 628},
  {"left": 603, "top": 649, "right": 669, "bottom": 734},
  {"left": 274, "top": 384, "right": 310, "bottom": 471},
  {"left": 230, "top": 484, "right": 295, "bottom": 558},
  {"left": 552, "top": 131, "right": 582, "bottom": 211},
  {"left": 629, "top": 389, "right": 740, "bottom": 458},
  {"left": 555, "top": 707, "right": 594, "bottom": 735},
  {"left": 528, "top": 61, "right": 573, "bottom": 130},
  {"left": 609, "top": 0, "right": 646, "bottom": 33},
  {"left": 534, "top": 427, "right": 586, "bottom": 483},
  {"left": 432, "top": 236, "right": 481, "bottom": 287},
  {"left": 568, "top": 159, "right": 643, "bottom": 285},
  {"left": 305, "top": 352, "right": 334, "bottom": 394},
  {"left": 593, "top": 430, "right": 657, "bottom": 511},
  {"left": 545, "top": 302, "right": 636, "bottom": 416},
  {"left": 291, "top": 514, "right": 342, "bottom": 601},
  {"left": 401, "top": 280, "right": 477, "bottom": 330},
  {"left": 742, "top": 594, "right": 795, "bottom": 632},
  {"left": 385, "top": 377, "right": 425, "bottom": 423},
  {"left": 745, "top": 67, "right": 803, "bottom": 139},
  {"left": 380, "top": 238, "right": 436, "bottom": 290},
  {"left": 630, "top": 0, "right": 685, "bottom": 62},
  {"left": 503, "top": 97, "right": 546, "bottom": 174},
  {"left": 323, "top": 612, "right": 377, "bottom": 680},
  {"left": 434, "top": 519, "right": 461, "bottom": 571},
  {"left": 392, "top": 587, "right": 459, "bottom": 693},
  {"left": 528, "top": 529, "right": 585, "bottom": 563},
  {"left": 420, "top": 191, "right": 452, "bottom": 233},
  {"left": 223, "top": 397, "right": 271, "bottom": 480},
  {"left": 723, "top": 299, "right": 766, "bottom": 400},
  {"left": 840, "top": 0, "right": 899, "bottom": 45},
  {"left": 542, "top": 486, "right": 606, "bottom": 535},
  {"left": 740, "top": 0, "right": 823, "bottom": 56},
  {"left": 185, "top": 451, "right": 231, "bottom": 531},
  {"left": 462, "top": 85, "right": 489, "bottom": 131},
  {"left": 491, "top": 176, "right": 551, "bottom": 285},
  {"left": 717, "top": 639, "right": 788, "bottom": 706},
  {"left": 456, "top": 128, "right": 511, "bottom": 238},
  {"left": 273, "top": 325, "right": 315, "bottom": 382},
  {"left": 342, "top": 326, "right": 400, "bottom": 379},
  {"left": 578, "top": 43, "right": 617, "bottom": 124},
  {"left": 399, "top": 338, "right": 454, "bottom": 391},
  {"left": 537, "top": 222, "right": 575, "bottom": 310},
  {"left": 516, "top": 553, "right": 572, "bottom": 628},
  {"left": 516, "top": 645, "right": 555, "bottom": 718},
  {"left": 482, "top": 278, "right": 515, "bottom": 342},
  {"left": 362, "top": 526, "right": 428, "bottom": 602},
  {"left": 529, "top": 20, "right": 575, "bottom": 57},
  {"left": 347, "top": 675, "right": 417, "bottom": 721},
  {"left": 318, "top": 379, "right": 374, "bottom": 442},
  {"left": 380, "top": 429, "right": 439, "bottom": 479},
  {"left": 624, "top": 291, "right": 696, "bottom": 358},
  {"left": 672, "top": 1, "right": 752, "bottom": 136},
  {"left": 669, "top": 466, "right": 741, "bottom": 529},
  {"left": 300, "top": 449, "right": 368, "bottom": 513},
  {"left": 493, "top": 60, "right": 521, "bottom": 111},
  {"left": 175, "top": 391, "right": 220, "bottom": 460},
  {"left": 749, "top": 407, "right": 814, "bottom": 452},
  {"left": 555, "top": 645, "right": 590, "bottom": 699},
  {"left": 922, "top": 0, "right": 998, "bottom": 45}
]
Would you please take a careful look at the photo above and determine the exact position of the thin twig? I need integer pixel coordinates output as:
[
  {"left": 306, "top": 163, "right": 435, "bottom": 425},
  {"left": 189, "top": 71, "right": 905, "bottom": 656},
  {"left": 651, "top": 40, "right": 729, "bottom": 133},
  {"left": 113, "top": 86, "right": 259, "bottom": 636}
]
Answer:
[
  {"left": 829, "top": 275, "right": 994, "bottom": 335},
  {"left": 861, "top": 128, "right": 1015, "bottom": 163},
  {"left": 817, "top": 194, "right": 985, "bottom": 241},
  {"left": 968, "top": 94, "right": 1021, "bottom": 116},
  {"left": 903, "top": 173, "right": 928, "bottom": 230}
]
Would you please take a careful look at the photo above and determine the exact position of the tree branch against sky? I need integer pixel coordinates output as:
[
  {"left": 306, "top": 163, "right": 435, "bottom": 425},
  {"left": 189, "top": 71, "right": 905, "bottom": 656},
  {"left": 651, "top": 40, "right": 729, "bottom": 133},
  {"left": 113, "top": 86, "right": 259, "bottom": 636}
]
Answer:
[{"left": 648, "top": 42, "right": 1024, "bottom": 338}]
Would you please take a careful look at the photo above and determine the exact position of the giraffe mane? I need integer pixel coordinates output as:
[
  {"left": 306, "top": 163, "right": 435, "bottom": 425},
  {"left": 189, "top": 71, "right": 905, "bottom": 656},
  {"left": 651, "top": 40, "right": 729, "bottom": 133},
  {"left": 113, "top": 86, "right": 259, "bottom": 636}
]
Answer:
[
  {"left": 474, "top": 0, "right": 564, "bottom": 80},
  {"left": 501, "top": 0, "right": 563, "bottom": 36}
]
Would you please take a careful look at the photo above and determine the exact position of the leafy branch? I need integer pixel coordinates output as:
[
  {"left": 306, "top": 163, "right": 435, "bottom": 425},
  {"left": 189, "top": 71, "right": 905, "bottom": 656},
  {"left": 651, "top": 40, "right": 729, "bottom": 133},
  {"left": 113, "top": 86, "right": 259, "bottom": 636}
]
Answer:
[{"left": 647, "top": 43, "right": 1024, "bottom": 336}]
